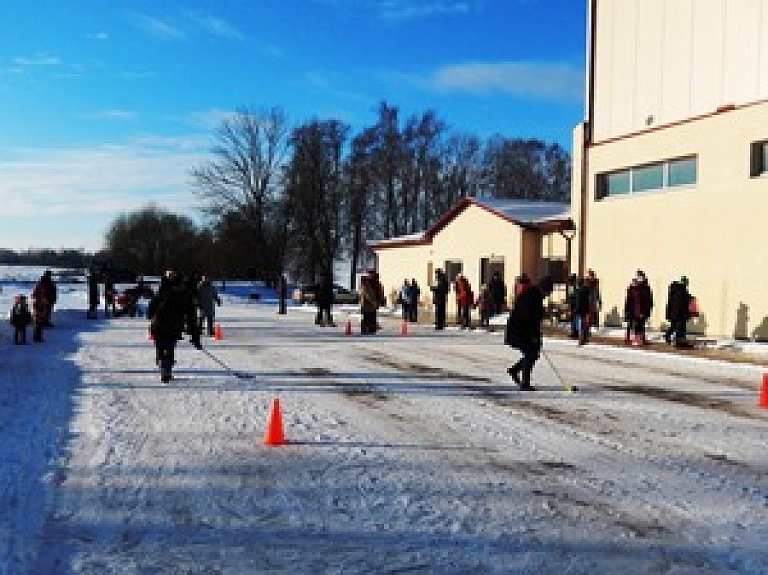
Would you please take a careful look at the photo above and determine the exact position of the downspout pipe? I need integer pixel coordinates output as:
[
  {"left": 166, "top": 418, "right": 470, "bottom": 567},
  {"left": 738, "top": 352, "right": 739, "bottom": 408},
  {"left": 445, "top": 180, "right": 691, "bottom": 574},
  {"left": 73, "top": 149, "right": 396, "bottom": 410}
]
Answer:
[{"left": 578, "top": 0, "right": 597, "bottom": 278}]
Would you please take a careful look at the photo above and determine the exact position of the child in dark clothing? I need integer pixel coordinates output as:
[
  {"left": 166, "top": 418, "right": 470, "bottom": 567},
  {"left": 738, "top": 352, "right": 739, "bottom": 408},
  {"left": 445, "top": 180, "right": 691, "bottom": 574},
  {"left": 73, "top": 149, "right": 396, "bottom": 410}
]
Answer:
[{"left": 10, "top": 295, "right": 33, "bottom": 344}]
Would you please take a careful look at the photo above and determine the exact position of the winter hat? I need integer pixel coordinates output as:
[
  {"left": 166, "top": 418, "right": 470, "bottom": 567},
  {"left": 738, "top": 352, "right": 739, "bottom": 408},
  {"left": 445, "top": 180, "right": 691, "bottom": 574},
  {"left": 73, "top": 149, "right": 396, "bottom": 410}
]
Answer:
[{"left": 538, "top": 276, "right": 554, "bottom": 294}]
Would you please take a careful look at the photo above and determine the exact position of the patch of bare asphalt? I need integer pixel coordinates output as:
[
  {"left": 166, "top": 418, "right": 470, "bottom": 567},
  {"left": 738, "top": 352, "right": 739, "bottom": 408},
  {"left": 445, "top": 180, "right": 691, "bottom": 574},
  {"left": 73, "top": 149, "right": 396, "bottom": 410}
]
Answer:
[
  {"left": 359, "top": 351, "right": 492, "bottom": 383},
  {"left": 601, "top": 383, "right": 761, "bottom": 420}
]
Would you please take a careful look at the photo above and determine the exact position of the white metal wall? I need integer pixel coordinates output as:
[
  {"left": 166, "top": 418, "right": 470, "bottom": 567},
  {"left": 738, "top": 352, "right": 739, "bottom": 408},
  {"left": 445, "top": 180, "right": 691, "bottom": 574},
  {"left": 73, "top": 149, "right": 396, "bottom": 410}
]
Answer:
[{"left": 592, "top": 0, "right": 768, "bottom": 141}]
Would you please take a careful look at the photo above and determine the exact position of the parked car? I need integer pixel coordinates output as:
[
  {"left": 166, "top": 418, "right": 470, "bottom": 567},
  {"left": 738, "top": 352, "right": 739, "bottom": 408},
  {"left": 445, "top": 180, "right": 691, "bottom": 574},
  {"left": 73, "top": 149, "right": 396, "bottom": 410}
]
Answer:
[{"left": 292, "top": 283, "right": 359, "bottom": 304}]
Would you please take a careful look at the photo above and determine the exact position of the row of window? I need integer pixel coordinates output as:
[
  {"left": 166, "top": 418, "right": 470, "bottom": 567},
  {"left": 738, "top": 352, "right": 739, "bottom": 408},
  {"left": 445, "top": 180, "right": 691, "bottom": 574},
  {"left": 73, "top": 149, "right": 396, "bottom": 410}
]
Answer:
[
  {"left": 596, "top": 141, "right": 768, "bottom": 200},
  {"left": 596, "top": 156, "right": 697, "bottom": 199}
]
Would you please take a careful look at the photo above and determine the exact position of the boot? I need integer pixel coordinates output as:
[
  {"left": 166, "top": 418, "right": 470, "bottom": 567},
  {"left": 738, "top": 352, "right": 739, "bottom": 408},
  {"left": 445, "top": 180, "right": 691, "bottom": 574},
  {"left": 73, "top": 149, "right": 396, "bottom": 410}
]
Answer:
[
  {"left": 507, "top": 362, "right": 522, "bottom": 386},
  {"left": 520, "top": 368, "right": 535, "bottom": 391}
]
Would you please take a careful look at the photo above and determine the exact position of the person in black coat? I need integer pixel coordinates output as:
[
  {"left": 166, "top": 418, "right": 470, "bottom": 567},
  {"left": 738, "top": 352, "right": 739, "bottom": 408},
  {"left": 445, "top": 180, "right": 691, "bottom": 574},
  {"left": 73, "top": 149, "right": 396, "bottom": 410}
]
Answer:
[
  {"left": 628, "top": 270, "right": 653, "bottom": 345},
  {"left": 505, "top": 276, "right": 554, "bottom": 391},
  {"left": 664, "top": 276, "right": 692, "bottom": 347},
  {"left": 431, "top": 268, "right": 449, "bottom": 330},
  {"left": 87, "top": 270, "right": 99, "bottom": 319},
  {"left": 315, "top": 276, "right": 335, "bottom": 327},
  {"left": 574, "top": 277, "right": 593, "bottom": 345},
  {"left": 39, "top": 270, "right": 57, "bottom": 327},
  {"left": 488, "top": 271, "right": 506, "bottom": 316},
  {"left": 148, "top": 271, "right": 192, "bottom": 383}
]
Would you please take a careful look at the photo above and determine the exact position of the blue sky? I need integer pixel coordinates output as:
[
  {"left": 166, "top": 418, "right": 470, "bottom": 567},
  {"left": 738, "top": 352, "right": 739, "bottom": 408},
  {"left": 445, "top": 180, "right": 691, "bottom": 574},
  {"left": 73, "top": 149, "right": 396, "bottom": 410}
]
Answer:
[{"left": 0, "top": 0, "right": 586, "bottom": 252}]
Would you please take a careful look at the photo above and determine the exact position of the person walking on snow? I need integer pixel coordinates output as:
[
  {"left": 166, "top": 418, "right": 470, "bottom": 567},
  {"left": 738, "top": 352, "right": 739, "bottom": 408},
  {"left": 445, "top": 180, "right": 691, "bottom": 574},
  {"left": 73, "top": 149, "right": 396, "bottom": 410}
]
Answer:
[
  {"left": 504, "top": 276, "right": 554, "bottom": 391},
  {"left": 196, "top": 275, "right": 222, "bottom": 337},
  {"left": 148, "top": 271, "right": 193, "bottom": 383},
  {"left": 9, "top": 294, "right": 32, "bottom": 344},
  {"left": 629, "top": 270, "right": 653, "bottom": 345},
  {"left": 665, "top": 276, "right": 693, "bottom": 348}
]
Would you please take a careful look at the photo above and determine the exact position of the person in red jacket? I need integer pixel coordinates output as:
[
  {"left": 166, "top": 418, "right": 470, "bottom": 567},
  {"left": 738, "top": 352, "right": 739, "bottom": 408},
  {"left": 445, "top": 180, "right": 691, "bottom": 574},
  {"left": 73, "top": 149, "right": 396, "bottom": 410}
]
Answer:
[{"left": 455, "top": 274, "right": 474, "bottom": 329}]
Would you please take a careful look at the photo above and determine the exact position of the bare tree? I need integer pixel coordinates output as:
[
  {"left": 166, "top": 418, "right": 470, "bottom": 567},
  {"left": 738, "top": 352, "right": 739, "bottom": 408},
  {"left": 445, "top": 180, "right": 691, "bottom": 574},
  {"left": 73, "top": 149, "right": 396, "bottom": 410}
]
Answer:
[
  {"left": 284, "top": 119, "right": 350, "bottom": 284},
  {"left": 191, "top": 107, "right": 291, "bottom": 277}
]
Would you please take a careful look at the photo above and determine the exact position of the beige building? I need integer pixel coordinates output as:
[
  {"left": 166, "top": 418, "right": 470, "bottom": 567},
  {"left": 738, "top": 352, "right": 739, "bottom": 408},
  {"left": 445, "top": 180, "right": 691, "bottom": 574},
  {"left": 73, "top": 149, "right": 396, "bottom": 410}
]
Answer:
[
  {"left": 369, "top": 198, "right": 573, "bottom": 315},
  {"left": 573, "top": 0, "right": 768, "bottom": 338}
]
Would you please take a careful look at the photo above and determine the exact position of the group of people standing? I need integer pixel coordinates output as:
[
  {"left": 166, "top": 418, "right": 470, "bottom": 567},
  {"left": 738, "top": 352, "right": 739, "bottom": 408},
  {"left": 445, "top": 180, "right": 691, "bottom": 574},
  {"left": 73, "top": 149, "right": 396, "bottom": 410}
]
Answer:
[
  {"left": 566, "top": 269, "right": 603, "bottom": 346},
  {"left": 398, "top": 279, "right": 421, "bottom": 323},
  {"left": 426, "top": 269, "right": 509, "bottom": 331},
  {"left": 622, "top": 271, "right": 696, "bottom": 348},
  {"left": 570, "top": 269, "right": 695, "bottom": 349},
  {"left": 9, "top": 270, "right": 57, "bottom": 344},
  {"left": 147, "top": 270, "right": 222, "bottom": 382}
]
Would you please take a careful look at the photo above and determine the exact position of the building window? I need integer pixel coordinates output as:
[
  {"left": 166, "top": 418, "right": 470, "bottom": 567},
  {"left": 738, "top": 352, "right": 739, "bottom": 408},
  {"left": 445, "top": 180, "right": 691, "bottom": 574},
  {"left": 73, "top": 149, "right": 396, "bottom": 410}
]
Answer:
[
  {"left": 596, "top": 155, "right": 697, "bottom": 200},
  {"left": 751, "top": 141, "right": 768, "bottom": 177},
  {"left": 633, "top": 163, "right": 664, "bottom": 192},
  {"left": 668, "top": 157, "right": 697, "bottom": 186}
]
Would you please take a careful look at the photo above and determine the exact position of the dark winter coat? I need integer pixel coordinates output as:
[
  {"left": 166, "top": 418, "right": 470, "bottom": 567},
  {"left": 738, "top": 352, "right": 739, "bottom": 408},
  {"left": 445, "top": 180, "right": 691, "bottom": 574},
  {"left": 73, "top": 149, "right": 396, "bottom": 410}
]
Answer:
[
  {"left": 196, "top": 280, "right": 221, "bottom": 316},
  {"left": 489, "top": 274, "right": 506, "bottom": 307},
  {"left": 431, "top": 272, "right": 449, "bottom": 304},
  {"left": 666, "top": 281, "right": 691, "bottom": 322},
  {"left": 408, "top": 282, "right": 420, "bottom": 307},
  {"left": 315, "top": 280, "right": 334, "bottom": 309},
  {"left": 88, "top": 274, "right": 99, "bottom": 308},
  {"left": 575, "top": 284, "right": 592, "bottom": 316},
  {"left": 40, "top": 272, "right": 57, "bottom": 306},
  {"left": 504, "top": 285, "right": 547, "bottom": 351},
  {"left": 624, "top": 281, "right": 653, "bottom": 320},
  {"left": 147, "top": 280, "right": 187, "bottom": 341},
  {"left": 10, "top": 302, "right": 32, "bottom": 328}
]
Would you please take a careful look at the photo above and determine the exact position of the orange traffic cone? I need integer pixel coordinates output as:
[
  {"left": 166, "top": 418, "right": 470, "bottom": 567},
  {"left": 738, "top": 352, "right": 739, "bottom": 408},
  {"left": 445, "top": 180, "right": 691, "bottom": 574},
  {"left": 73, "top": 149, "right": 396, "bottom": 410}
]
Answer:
[
  {"left": 400, "top": 320, "right": 408, "bottom": 336},
  {"left": 264, "top": 398, "right": 286, "bottom": 446},
  {"left": 214, "top": 323, "right": 223, "bottom": 341},
  {"left": 759, "top": 374, "right": 768, "bottom": 409},
  {"left": 345, "top": 320, "right": 352, "bottom": 335}
]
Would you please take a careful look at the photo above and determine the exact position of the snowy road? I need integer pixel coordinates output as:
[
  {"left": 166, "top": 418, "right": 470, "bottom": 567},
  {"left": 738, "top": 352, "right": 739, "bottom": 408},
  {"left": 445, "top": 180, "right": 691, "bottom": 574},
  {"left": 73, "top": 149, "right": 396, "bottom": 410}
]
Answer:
[{"left": 3, "top": 300, "right": 768, "bottom": 574}]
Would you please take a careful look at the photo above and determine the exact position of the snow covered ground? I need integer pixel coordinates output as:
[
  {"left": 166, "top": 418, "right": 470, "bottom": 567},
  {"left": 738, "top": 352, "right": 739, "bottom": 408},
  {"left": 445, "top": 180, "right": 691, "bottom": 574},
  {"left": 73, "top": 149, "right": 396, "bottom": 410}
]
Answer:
[{"left": 1, "top": 276, "right": 768, "bottom": 574}]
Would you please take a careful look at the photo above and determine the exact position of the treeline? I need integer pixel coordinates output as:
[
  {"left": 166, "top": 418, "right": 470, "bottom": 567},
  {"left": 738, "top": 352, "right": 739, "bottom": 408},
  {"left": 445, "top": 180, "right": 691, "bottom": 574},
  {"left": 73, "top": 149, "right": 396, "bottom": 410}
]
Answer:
[
  {"left": 0, "top": 248, "right": 94, "bottom": 270},
  {"left": 99, "top": 102, "right": 571, "bottom": 286}
]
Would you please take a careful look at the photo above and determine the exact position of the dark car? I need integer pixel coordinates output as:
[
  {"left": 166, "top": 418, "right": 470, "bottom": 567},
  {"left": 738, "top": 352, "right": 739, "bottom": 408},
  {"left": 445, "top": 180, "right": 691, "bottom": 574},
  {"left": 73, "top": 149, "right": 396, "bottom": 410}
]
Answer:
[{"left": 292, "top": 283, "right": 359, "bottom": 305}]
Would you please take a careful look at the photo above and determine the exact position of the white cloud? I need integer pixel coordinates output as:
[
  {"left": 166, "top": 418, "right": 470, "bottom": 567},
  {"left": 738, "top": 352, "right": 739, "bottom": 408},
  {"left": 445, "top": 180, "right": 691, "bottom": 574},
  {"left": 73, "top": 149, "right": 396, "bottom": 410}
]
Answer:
[
  {"left": 186, "top": 108, "right": 238, "bottom": 130},
  {"left": 12, "top": 54, "right": 60, "bottom": 67},
  {"left": 312, "top": 0, "right": 475, "bottom": 21},
  {"left": 375, "top": 0, "right": 472, "bottom": 21},
  {"left": 428, "top": 61, "right": 584, "bottom": 101},
  {"left": 0, "top": 137, "right": 210, "bottom": 219},
  {"left": 132, "top": 13, "right": 186, "bottom": 41},
  {"left": 187, "top": 12, "right": 246, "bottom": 41}
]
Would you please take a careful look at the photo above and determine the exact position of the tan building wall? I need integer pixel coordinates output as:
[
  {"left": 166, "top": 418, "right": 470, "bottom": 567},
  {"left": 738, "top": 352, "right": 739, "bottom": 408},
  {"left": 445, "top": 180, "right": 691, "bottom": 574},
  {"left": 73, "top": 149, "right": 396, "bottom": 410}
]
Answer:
[
  {"left": 592, "top": 0, "right": 768, "bottom": 141},
  {"left": 574, "top": 88, "right": 768, "bottom": 339},
  {"left": 374, "top": 203, "right": 568, "bottom": 315}
]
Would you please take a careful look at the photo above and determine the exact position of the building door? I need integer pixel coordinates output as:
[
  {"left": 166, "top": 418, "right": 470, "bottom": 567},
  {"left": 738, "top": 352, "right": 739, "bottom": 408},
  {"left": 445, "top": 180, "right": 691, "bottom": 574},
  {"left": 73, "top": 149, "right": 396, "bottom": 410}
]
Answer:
[{"left": 480, "top": 257, "right": 504, "bottom": 287}]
